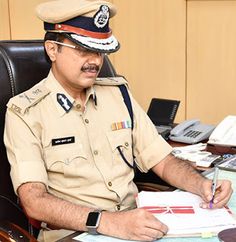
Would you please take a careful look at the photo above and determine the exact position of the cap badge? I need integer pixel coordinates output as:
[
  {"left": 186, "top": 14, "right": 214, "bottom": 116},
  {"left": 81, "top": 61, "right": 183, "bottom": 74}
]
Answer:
[
  {"left": 57, "top": 93, "right": 73, "bottom": 112},
  {"left": 94, "top": 5, "right": 110, "bottom": 28}
]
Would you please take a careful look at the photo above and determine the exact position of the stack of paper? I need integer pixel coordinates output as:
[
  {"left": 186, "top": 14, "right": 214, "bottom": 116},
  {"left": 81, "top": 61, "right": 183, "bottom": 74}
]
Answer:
[{"left": 136, "top": 191, "right": 236, "bottom": 237}]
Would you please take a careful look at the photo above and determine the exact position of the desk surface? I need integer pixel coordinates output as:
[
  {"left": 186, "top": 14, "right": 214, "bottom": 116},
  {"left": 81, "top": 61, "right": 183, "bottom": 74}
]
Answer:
[{"left": 58, "top": 169, "right": 236, "bottom": 242}]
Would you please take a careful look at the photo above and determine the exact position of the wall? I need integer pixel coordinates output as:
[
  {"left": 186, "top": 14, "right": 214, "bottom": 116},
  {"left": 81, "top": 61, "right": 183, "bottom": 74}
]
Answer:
[
  {"left": 0, "top": 0, "right": 47, "bottom": 40},
  {"left": 112, "top": 0, "right": 186, "bottom": 123},
  {"left": 0, "top": 0, "right": 10, "bottom": 39},
  {"left": 1, "top": 0, "right": 236, "bottom": 125},
  {"left": 187, "top": 0, "right": 236, "bottom": 124}
]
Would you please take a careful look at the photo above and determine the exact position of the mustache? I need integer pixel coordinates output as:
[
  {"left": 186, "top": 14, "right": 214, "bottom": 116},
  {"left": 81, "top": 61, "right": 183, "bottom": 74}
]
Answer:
[{"left": 81, "top": 64, "right": 100, "bottom": 72}]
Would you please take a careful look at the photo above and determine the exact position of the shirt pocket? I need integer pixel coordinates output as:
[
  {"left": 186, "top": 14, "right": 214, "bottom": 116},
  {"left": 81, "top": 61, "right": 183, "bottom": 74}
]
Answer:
[
  {"left": 106, "top": 129, "right": 134, "bottom": 168},
  {"left": 43, "top": 142, "right": 87, "bottom": 176}
]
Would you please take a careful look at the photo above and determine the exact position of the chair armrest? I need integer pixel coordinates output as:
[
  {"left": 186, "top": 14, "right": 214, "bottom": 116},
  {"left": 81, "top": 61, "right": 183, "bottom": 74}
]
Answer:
[
  {"left": 0, "top": 221, "right": 37, "bottom": 242},
  {"left": 135, "top": 182, "right": 175, "bottom": 192}
]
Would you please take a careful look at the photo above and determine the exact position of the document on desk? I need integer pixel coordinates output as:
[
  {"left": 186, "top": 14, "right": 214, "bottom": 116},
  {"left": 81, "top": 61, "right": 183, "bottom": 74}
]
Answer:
[
  {"left": 137, "top": 191, "right": 236, "bottom": 236},
  {"left": 72, "top": 171, "right": 236, "bottom": 242}
]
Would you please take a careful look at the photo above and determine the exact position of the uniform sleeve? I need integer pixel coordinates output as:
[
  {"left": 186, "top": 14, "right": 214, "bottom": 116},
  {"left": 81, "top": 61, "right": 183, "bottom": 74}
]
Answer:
[
  {"left": 4, "top": 109, "right": 48, "bottom": 194},
  {"left": 131, "top": 96, "right": 173, "bottom": 172}
]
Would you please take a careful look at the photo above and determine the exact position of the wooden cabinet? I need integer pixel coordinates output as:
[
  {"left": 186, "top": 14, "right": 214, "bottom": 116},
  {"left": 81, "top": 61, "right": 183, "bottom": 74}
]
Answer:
[
  {"left": 0, "top": 0, "right": 10, "bottom": 39},
  {"left": 187, "top": 0, "right": 236, "bottom": 124},
  {"left": 7, "top": 0, "right": 48, "bottom": 39}
]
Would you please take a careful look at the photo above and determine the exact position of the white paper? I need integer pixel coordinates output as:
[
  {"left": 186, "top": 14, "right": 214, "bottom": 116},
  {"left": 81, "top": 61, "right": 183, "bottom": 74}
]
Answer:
[{"left": 137, "top": 191, "right": 236, "bottom": 235}]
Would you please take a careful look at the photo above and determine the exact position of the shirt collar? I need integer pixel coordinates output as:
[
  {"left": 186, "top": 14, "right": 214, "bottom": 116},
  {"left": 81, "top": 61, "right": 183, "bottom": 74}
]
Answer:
[
  {"left": 86, "top": 86, "right": 97, "bottom": 108},
  {"left": 45, "top": 70, "right": 97, "bottom": 116}
]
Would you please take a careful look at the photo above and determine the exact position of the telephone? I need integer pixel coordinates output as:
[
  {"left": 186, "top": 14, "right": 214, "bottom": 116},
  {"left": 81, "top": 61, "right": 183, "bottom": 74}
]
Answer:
[
  {"left": 208, "top": 115, "right": 236, "bottom": 147},
  {"left": 169, "top": 119, "right": 215, "bottom": 144}
]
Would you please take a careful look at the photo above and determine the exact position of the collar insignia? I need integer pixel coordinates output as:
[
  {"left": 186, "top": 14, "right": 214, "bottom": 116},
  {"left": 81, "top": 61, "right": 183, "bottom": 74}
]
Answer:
[
  {"left": 93, "top": 93, "right": 97, "bottom": 106},
  {"left": 57, "top": 93, "right": 73, "bottom": 112},
  {"left": 94, "top": 5, "right": 110, "bottom": 28}
]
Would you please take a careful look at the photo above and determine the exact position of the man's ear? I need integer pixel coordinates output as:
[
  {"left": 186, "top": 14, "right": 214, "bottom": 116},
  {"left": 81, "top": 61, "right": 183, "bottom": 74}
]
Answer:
[{"left": 44, "top": 41, "right": 58, "bottom": 62}]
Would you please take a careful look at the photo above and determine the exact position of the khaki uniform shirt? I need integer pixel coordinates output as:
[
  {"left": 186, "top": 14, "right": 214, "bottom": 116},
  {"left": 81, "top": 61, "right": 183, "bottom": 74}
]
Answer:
[{"left": 4, "top": 71, "right": 172, "bottom": 212}]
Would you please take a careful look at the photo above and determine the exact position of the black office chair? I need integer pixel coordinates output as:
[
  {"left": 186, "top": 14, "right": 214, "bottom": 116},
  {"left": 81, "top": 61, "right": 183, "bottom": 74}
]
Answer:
[{"left": 0, "top": 40, "right": 51, "bottom": 237}]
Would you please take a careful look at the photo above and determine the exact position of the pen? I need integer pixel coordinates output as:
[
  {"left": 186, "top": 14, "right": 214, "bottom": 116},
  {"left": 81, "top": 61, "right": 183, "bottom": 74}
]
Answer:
[{"left": 209, "top": 167, "right": 219, "bottom": 209}]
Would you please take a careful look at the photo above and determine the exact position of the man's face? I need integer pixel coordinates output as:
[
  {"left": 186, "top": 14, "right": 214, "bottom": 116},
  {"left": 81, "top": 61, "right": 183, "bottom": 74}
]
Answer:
[{"left": 46, "top": 38, "right": 104, "bottom": 97}]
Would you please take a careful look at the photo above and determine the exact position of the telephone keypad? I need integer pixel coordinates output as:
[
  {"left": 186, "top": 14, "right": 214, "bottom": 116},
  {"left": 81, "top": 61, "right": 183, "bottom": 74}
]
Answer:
[{"left": 184, "top": 130, "right": 202, "bottom": 138}]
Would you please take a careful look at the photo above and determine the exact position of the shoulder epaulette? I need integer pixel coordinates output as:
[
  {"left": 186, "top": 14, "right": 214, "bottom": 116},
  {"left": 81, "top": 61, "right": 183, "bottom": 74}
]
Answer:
[
  {"left": 7, "top": 82, "right": 50, "bottom": 116},
  {"left": 95, "top": 76, "right": 128, "bottom": 86}
]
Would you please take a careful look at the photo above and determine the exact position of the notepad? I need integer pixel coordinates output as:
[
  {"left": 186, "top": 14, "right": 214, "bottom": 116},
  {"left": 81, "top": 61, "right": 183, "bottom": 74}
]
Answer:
[{"left": 136, "top": 191, "right": 236, "bottom": 237}]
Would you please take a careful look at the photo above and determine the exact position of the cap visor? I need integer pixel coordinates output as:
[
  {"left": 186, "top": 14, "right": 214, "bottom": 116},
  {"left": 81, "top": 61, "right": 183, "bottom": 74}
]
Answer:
[{"left": 65, "top": 33, "right": 120, "bottom": 53}]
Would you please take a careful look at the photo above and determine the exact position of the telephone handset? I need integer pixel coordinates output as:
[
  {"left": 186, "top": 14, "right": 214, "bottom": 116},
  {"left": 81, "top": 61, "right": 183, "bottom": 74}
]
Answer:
[
  {"left": 208, "top": 115, "right": 236, "bottom": 147},
  {"left": 169, "top": 119, "right": 215, "bottom": 144}
]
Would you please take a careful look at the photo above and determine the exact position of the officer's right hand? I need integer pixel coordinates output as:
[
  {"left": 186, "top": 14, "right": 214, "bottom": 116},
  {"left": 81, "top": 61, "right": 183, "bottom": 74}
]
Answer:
[{"left": 98, "top": 208, "right": 168, "bottom": 241}]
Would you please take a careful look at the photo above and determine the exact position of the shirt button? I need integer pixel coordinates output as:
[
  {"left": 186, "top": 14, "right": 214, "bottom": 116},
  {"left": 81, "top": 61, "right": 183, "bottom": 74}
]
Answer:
[
  {"left": 125, "top": 142, "right": 129, "bottom": 147},
  {"left": 94, "top": 150, "right": 98, "bottom": 155},
  {"left": 76, "top": 104, "right": 81, "bottom": 110},
  {"left": 85, "top": 119, "right": 89, "bottom": 124},
  {"left": 116, "top": 205, "right": 121, "bottom": 211},
  {"left": 108, "top": 182, "right": 112, "bottom": 187}
]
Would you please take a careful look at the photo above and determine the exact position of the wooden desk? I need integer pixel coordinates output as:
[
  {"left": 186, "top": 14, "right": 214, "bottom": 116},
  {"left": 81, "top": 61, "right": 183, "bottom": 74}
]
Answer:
[{"left": 206, "top": 143, "right": 236, "bottom": 155}]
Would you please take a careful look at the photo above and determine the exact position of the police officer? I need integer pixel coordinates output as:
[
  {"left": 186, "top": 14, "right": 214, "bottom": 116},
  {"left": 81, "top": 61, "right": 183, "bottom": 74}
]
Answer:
[{"left": 4, "top": 0, "right": 233, "bottom": 241}]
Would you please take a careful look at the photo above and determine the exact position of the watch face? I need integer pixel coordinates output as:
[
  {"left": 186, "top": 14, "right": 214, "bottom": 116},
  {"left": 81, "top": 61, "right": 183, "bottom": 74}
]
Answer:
[{"left": 86, "top": 212, "right": 101, "bottom": 227}]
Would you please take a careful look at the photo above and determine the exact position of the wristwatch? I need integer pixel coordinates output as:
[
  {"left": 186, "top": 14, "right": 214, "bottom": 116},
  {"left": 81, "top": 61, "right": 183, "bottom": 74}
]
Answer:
[{"left": 86, "top": 210, "right": 102, "bottom": 235}]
